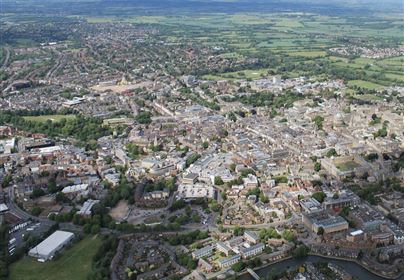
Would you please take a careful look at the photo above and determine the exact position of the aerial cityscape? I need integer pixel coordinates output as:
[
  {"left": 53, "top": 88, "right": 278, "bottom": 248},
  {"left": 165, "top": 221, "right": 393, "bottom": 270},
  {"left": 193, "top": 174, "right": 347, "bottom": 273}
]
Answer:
[{"left": 0, "top": 0, "right": 403, "bottom": 279}]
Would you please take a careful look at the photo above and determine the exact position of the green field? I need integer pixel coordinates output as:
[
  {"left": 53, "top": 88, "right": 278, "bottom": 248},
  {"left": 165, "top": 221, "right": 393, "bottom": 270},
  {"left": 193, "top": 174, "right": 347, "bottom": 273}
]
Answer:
[
  {"left": 336, "top": 161, "right": 361, "bottom": 172},
  {"left": 9, "top": 236, "right": 101, "bottom": 280},
  {"left": 23, "top": 115, "right": 76, "bottom": 123},
  {"left": 202, "top": 68, "right": 269, "bottom": 81},
  {"left": 347, "top": 80, "right": 384, "bottom": 90},
  {"left": 288, "top": 50, "right": 327, "bottom": 57}
]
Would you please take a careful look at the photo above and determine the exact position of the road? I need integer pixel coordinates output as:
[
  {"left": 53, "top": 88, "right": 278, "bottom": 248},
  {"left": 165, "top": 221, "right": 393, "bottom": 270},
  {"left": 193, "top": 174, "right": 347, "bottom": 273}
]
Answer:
[
  {"left": 1, "top": 47, "right": 10, "bottom": 69},
  {"left": 6, "top": 186, "right": 50, "bottom": 223}
]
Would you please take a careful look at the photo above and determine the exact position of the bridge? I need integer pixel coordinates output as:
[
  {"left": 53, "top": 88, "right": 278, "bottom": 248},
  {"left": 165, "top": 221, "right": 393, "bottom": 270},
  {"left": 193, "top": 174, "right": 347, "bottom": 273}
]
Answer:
[{"left": 246, "top": 268, "right": 261, "bottom": 280}]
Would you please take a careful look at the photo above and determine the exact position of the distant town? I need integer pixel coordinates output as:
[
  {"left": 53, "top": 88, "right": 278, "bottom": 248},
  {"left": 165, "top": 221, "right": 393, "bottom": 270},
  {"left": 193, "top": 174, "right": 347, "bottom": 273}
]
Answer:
[{"left": 0, "top": 1, "right": 403, "bottom": 280}]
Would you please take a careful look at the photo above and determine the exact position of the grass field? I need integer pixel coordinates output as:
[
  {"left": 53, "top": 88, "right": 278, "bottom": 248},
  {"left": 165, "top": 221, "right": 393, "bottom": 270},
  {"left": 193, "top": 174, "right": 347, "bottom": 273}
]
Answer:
[
  {"left": 202, "top": 68, "right": 269, "bottom": 81},
  {"left": 347, "top": 80, "right": 384, "bottom": 90},
  {"left": 353, "top": 94, "right": 383, "bottom": 101},
  {"left": 23, "top": 115, "right": 76, "bottom": 123},
  {"left": 288, "top": 50, "right": 327, "bottom": 57},
  {"left": 9, "top": 236, "right": 101, "bottom": 280},
  {"left": 336, "top": 161, "right": 361, "bottom": 172}
]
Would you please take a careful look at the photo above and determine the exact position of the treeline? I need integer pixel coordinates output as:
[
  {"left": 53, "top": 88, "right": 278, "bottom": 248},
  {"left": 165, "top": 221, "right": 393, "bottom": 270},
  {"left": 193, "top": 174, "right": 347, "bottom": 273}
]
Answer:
[
  {"left": 224, "top": 91, "right": 303, "bottom": 109},
  {"left": 87, "top": 235, "right": 118, "bottom": 280},
  {"left": 0, "top": 111, "right": 111, "bottom": 143},
  {"left": 0, "top": 225, "right": 9, "bottom": 280}
]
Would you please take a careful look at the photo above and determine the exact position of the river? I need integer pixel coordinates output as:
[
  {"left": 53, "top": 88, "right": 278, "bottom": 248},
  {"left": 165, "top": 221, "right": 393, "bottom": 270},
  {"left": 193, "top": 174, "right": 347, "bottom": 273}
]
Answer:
[{"left": 238, "top": 255, "right": 404, "bottom": 280}]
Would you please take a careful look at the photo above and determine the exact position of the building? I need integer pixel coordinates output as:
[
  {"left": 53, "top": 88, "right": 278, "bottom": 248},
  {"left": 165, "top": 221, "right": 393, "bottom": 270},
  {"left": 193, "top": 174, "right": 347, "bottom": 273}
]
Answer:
[
  {"left": 323, "top": 193, "right": 360, "bottom": 210},
  {"left": 78, "top": 199, "right": 99, "bottom": 217},
  {"left": 216, "top": 241, "right": 231, "bottom": 256},
  {"left": 240, "top": 243, "right": 265, "bottom": 259},
  {"left": 243, "top": 174, "right": 258, "bottom": 188},
  {"left": 300, "top": 198, "right": 322, "bottom": 213},
  {"left": 225, "top": 236, "right": 244, "bottom": 248},
  {"left": 28, "top": 231, "right": 74, "bottom": 261},
  {"left": 177, "top": 184, "right": 215, "bottom": 200},
  {"left": 346, "top": 229, "right": 365, "bottom": 242},
  {"left": 61, "top": 184, "right": 89, "bottom": 194},
  {"left": 192, "top": 245, "right": 214, "bottom": 259},
  {"left": 143, "top": 189, "right": 169, "bottom": 200},
  {"left": 244, "top": 231, "right": 260, "bottom": 244},
  {"left": 218, "top": 254, "right": 241, "bottom": 268},
  {"left": 182, "top": 173, "right": 198, "bottom": 184},
  {"left": 302, "top": 211, "right": 349, "bottom": 234}
]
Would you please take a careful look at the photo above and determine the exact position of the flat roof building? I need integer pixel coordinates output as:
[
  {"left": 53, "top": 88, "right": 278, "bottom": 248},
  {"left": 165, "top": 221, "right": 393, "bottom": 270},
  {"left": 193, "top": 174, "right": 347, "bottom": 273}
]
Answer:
[
  {"left": 192, "top": 245, "right": 214, "bottom": 259},
  {"left": 218, "top": 254, "right": 241, "bottom": 268},
  {"left": 302, "top": 211, "right": 349, "bottom": 234},
  {"left": 244, "top": 231, "right": 260, "bottom": 244},
  {"left": 240, "top": 243, "right": 265, "bottom": 259},
  {"left": 28, "top": 231, "right": 74, "bottom": 261}
]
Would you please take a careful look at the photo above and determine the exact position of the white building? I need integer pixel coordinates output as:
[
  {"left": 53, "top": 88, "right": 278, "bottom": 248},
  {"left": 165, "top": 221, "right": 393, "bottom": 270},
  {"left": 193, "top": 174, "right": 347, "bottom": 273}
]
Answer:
[
  {"left": 192, "top": 245, "right": 214, "bottom": 259},
  {"left": 240, "top": 243, "right": 265, "bottom": 259},
  {"left": 78, "top": 199, "right": 99, "bottom": 216},
  {"left": 218, "top": 254, "right": 241, "bottom": 268},
  {"left": 28, "top": 231, "right": 74, "bottom": 261},
  {"left": 177, "top": 184, "right": 215, "bottom": 199}
]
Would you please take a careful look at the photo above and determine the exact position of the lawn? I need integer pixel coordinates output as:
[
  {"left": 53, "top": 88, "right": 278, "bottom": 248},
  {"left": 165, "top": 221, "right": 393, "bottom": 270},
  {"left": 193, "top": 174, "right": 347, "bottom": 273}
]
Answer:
[
  {"left": 23, "top": 114, "right": 76, "bottom": 123},
  {"left": 9, "top": 236, "right": 101, "bottom": 280},
  {"left": 336, "top": 161, "right": 361, "bottom": 172},
  {"left": 347, "top": 80, "right": 384, "bottom": 90}
]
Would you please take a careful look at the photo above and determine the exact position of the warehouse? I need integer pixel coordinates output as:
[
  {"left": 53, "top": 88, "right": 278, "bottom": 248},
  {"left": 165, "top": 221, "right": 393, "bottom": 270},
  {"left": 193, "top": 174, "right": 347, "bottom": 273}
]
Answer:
[{"left": 28, "top": 231, "right": 74, "bottom": 261}]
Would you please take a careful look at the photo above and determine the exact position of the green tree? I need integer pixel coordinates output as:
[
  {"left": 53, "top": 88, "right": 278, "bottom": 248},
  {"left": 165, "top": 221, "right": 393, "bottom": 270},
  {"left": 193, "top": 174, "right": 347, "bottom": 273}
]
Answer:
[
  {"left": 317, "top": 227, "right": 324, "bottom": 235},
  {"left": 326, "top": 148, "right": 337, "bottom": 158},
  {"left": 231, "top": 261, "right": 246, "bottom": 272},
  {"left": 214, "top": 176, "right": 224, "bottom": 185},
  {"left": 312, "top": 192, "right": 326, "bottom": 203},
  {"left": 314, "top": 162, "right": 321, "bottom": 172}
]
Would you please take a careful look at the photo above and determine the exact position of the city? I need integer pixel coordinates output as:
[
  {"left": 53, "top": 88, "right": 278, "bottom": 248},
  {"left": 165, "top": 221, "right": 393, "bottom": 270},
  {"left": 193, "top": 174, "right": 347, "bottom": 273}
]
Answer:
[{"left": 0, "top": 0, "right": 403, "bottom": 280}]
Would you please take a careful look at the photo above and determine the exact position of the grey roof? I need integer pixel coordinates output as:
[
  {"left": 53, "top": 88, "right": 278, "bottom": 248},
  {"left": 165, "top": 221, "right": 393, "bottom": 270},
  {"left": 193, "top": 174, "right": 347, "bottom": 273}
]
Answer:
[{"left": 29, "top": 231, "right": 74, "bottom": 257}]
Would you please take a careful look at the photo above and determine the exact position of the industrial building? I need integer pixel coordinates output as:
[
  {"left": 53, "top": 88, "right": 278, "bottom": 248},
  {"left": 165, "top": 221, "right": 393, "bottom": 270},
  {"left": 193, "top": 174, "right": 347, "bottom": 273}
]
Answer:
[{"left": 28, "top": 231, "right": 75, "bottom": 261}]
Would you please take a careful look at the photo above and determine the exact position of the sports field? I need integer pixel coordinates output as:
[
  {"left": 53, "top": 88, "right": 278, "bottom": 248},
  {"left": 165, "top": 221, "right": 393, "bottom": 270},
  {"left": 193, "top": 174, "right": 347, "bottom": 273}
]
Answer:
[{"left": 9, "top": 236, "right": 101, "bottom": 280}]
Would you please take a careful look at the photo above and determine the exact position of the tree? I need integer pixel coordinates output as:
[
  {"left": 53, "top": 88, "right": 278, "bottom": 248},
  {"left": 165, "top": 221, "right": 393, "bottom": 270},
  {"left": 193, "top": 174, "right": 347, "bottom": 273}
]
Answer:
[
  {"left": 293, "top": 245, "right": 310, "bottom": 259},
  {"left": 260, "top": 193, "right": 269, "bottom": 203},
  {"left": 326, "top": 148, "right": 337, "bottom": 158},
  {"left": 312, "top": 115, "right": 324, "bottom": 130},
  {"left": 317, "top": 227, "right": 324, "bottom": 235},
  {"left": 56, "top": 192, "right": 68, "bottom": 203},
  {"left": 229, "top": 163, "right": 236, "bottom": 172},
  {"left": 234, "top": 226, "right": 245, "bottom": 236},
  {"left": 135, "top": 111, "right": 152, "bottom": 124},
  {"left": 202, "top": 141, "right": 209, "bottom": 149},
  {"left": 312, "top": 192, "right": 326, "bottom": 203},
  {"left": 214, "top": 176, "right": 224, "bottom": 185},
  {"left": 31, "top": 187, "right": 45, "bottom": 198},
  {"left": 31, "top": 206, "right": 42, "bottom": 216},
  {"left": 91, "top": 224, "right": 100, "bottom": 234},
  {"left": 314, "top": 162, "right": 321, "bottom": 172},
  {"left": 231, "top": 261, "right": 246, "bottom": 272}
]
